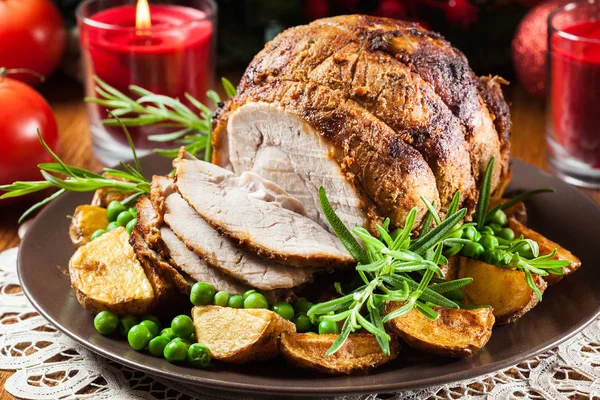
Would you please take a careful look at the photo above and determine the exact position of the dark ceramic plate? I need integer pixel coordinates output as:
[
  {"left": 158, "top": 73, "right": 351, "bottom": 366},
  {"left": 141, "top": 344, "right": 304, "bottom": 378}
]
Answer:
[{"left": 17, "top": 156, "right": 600, "bottom": 397}]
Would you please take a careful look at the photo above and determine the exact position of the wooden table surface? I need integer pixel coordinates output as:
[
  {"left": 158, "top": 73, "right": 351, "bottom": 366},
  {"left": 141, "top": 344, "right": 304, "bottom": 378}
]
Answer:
[{"left": 1, "top": 74, "right": 599, "bottom": 399}]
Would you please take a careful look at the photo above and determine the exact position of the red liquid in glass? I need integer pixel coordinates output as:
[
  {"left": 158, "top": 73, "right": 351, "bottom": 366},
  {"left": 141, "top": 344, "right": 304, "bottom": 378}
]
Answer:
[
  {"left": 80, "top": 5, "right": 212, "bottom": 150},
  {"left": 551, "top": 21, "right": 600, "bottom": 168}
]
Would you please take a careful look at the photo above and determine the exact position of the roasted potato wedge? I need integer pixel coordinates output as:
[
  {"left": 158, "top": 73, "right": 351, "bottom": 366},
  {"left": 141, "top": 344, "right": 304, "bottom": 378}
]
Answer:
[
  {"left": 385, "top": 302, "right": 494, "bottom": 357},
  {"left": 489, "top": 198, "right": 527, "bottom": 224},
  {"left": 69, "top": 205, "right": 108, "bottom": 248},
  {"left": 508, "top": 218, "right": 581, "bottom": 285},
  {"left": 279, "top": 333, "right": 400, "bottom": 374},
  {"left": 458, "top": 257, "right": 546, "bottom": 324},
  {"left": 192, "top": 306, "right": 295, "bottom": 364},
  {"left": 69, "top": 227, "right": 154, "bottom": 316}
]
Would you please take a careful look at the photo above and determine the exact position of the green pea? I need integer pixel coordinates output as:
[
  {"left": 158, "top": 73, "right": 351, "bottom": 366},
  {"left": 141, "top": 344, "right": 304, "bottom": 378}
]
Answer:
[
  {"left": 482, "top": 249, "right": 504, "bottom": 266},
  {"left": 91, "top": 229, "right": 106, "bottom": 241},
  {"left": 116, "top": 210, "right": 134, "bottom": 227},
  {"left": 498, "top": 227, "right": 515, "bottom": 241},
  {"left": 187, "top": 343, "right": 211, "bottom": 368},
  {"left": 143, "top": 315, "right": 161, "bottom": 328},
  {"left": 213, "top": 291, "right": 230, "bottom": 307},
  {"left": 293, "top": 313, "right": 313, "bottom": 333},
  {"left": 461, "top": 242, "right": 485, "bottom": 259},
  {"left": 516, "top": 242, "right": 533, "bottom": 257},
  {"left": 94, "top": 310, "right": 119, "bottom": 335},
  {"left": 228, "top": 295, "right": 244, "bottom": 308},
  {"left": 118, "top": 315, "right": 139, "bottom": 337},
  {"left": 106, "top": 221, "right": 120, "bottom": 232},
  {"left": 489, "top": 223, "right": 503, "bottom": 234},
  {"left": 295, "top": 298, "right": 314, "bottom": 314},
  {"left": 243, "top": 292, "right": 269, "bottom": 309},
  {"left": 188, "top": 333, "right": 196, "bottom": 343},
  {"left": 128, "top": 324, "right": 153, "bottom": 350},
  {"left": 488, "top": 209, "right": 508, "bottom": 226},
  {"left": 462, "top": 226, "right": 481, "bottom": 242},
  {"left": 159, "top": 327, "right": 177, "bottom": 341},
  {"left": 479, "top": 226, "right": 494, "bottom": 235},
  {"left": 140, "top": 320, "right": 160, "bottom": 337},
  {"left": 479, "top": 234, "right": 499, "bottom": 250},
  {"left": 148, "top": 336, "right": 170, "bottom": 357},
  {"left": 272, "top": 302, "right": 295, "bottom": 320},
  {"left": 126, "top": 218, "right": 137, "bottom": 235},
  {"left": 163, "top": 339, "right": 189, "bottom": 362},
  {"left": 128, "top": 207, "right": 137, "bottom": 217},
  {"left": 190, "top": 282, "right": 215, "bottom": 306},
  {"left": 171, "top": 315, "right": 194, "bottom": 338},
  {"left": 106, "top": 201, "right": 127, "bottom": 222},
  {"left": 172, "top": 337, "right": 191, "bottom": 346},
  {"left": 449, "top": 223, "right": 463, "bottom": 239},
  {"left": 318, "top": 320, "right": 339, "bottom": 334},
  {"left": 242, "top": 289, "right": 258, "bottom": 300}
]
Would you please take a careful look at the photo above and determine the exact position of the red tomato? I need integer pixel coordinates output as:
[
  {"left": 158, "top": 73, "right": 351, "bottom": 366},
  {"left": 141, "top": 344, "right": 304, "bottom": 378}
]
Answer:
[
  {"left": 0, "top": 0, "right": 67, "bottom": 85},
  {"left": 0, "top": 76, "right": 59, "bottom": 197}
]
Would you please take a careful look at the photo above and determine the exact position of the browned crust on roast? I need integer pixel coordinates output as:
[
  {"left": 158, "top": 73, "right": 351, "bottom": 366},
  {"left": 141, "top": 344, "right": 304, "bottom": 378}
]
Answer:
[
  {"left": 478, "top": 75, "right": 512, "bottom": 195},
  {"left": 131, "top": 198, "right": 189, "bottom": 313},
  {"left": 218, "top": 80, "right": 440, "bottom": 229},
  {"left": 279, "top": 333, "right": 400, "bottom": 374},
  {"left": 311, "top": 15, "right": 507, "bottom": 191},
  {"left": 238, "top": 23, "right": 476, "bottom": 213}
]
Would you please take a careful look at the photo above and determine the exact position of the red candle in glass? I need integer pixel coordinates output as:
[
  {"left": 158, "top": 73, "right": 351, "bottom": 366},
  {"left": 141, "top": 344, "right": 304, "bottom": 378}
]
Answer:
[
  {"left": 551, "top": 21, "right": 600, "bottom": 167},
  {"left": 548, "top": 0, "right": 600, "bottom": 187},
  {"left": 77, "top": 0, "right": 216, "bottom": 164}
]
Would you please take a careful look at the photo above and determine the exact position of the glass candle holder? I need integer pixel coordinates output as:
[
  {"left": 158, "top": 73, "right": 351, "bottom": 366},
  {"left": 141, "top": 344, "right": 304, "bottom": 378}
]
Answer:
[
  {"left": 547, "top": 0, "right": 600, "bottom": 188},
  {"left": 77, "top": 0, "right": 216, "bottom": 165}
]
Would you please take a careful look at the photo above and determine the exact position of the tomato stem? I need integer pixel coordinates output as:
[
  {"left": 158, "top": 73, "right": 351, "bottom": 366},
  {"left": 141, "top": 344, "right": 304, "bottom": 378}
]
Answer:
[{"left": 0, "top": 68, "right": 45, "bottom": 83}]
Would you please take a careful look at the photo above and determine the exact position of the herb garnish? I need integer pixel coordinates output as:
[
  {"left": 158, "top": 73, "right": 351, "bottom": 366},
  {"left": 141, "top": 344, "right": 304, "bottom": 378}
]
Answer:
[
  {"left": 308, "top": 187, "right": 473, "bottom": 356},
  {"left": 85, "top": 76, "right": 237, "bottom": 161}
]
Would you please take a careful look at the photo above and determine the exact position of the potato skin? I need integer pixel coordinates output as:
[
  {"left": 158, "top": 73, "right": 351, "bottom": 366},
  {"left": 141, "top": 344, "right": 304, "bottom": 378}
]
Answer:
[
  {"left": 385, "top": 302, "right": 494, "bottom": 357},
  {"left": 458, "top": 257, "right": 546, "bottom": 324},
  {"left": 279, "top": 333, "right": 400, "bottom": 374},
  {"left": 69, "top": 205, "right": 108, "bottom": 248},
  {"left": 192, "top": 306, "right": 295, "bottom": 364},
  {"left": 508, "top": 218, "right": 581, "bottom": 285},
  {"left": 69, "top": 227, "right": 155, "bottom": 316}
]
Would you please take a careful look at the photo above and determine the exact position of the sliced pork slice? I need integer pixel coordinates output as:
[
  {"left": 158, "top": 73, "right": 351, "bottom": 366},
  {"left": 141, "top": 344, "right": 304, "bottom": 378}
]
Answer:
[
  {"left": 174, "top": 151, "right": 354, "bottom": 268},
  {"left": 213, "top": 80, "right": 440, "bottom": 231},
  {"left": 143, "top": 180, "right": 248, "bottom": 294},
  {"left": 161, "top": 226, "right": 248, "bottom": 294},
  {"left": 155, "top": 176, "right": 315, "bottom": 290}
]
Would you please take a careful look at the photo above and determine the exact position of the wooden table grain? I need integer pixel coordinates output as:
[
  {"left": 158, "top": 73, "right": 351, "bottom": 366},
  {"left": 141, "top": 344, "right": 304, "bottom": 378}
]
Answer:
[{"left": 0, "top": 74, "right": 599, "bottom": 399}]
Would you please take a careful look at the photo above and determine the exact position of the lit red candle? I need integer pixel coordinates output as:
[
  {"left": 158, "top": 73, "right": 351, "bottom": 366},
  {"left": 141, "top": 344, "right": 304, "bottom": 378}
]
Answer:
[{"left": 78, "top": 0, "right": 215, "bottom": 162}]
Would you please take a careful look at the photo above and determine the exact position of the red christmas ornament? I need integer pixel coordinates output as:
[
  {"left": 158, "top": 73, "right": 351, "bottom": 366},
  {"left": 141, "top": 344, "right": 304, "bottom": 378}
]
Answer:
[
  {"left": 512, "top": 0, "right": 570, "bottom": 97},
  {"left": 305, "top": 0, "right": 330, "bottom": 20},
  {"left": 376, "top": 0, "right": 408, "bottom": 20},
  {"left": 443, "top": 0, "right": 478, "bottom": 28}
]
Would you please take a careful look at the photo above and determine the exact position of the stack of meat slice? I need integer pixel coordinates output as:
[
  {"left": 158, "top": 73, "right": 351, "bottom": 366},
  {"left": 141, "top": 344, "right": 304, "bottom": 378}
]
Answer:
[
  {"left": 212, "top": 15, "right": 511, "bottom": 232},
  {"left": 131, "top": 150, "right": 353, "bottom": 303}
]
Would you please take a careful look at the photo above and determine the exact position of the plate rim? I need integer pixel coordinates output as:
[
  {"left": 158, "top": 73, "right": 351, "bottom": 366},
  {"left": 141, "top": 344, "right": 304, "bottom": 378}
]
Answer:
[{"left": 16, "top": 157, "right": 600, "bottom": 396}]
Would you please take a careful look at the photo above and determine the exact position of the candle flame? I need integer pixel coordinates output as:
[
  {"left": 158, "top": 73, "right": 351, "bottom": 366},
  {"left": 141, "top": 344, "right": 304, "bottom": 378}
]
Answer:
[{"left": 136, "top": 0, "right": 151, "bottom": 33}]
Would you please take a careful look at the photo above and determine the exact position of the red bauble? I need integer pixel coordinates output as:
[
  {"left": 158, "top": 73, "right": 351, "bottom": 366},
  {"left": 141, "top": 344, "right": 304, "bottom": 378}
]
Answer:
[
  {"left": 512, "top": 0, "right": 570, "bottom": 97},
  {"left": 443, "top": 0, "right": 478, "bottom": 27},
  {"left": 376, "top": 0, "right": 407, "bottom": 19},
  {"left": 305, "top": 0, "right": 330, "bottom": 20}
]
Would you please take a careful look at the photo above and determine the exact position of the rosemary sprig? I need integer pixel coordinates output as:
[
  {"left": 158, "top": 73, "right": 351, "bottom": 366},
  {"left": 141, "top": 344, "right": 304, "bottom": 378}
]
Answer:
[
  {"left": 0, "top": 118, "right": 149, "bottom": 222},
  {"left": 85, "top": 76, "right": 237, "bottom": 161},
  {"left": 308, "top": 187, "right": 473, "bottom": 356}
]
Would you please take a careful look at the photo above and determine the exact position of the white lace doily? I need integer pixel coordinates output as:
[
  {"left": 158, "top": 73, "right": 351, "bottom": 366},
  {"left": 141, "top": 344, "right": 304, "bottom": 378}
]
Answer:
[{"left": 2, "top": 246, "right": 599, "bottom": 400}]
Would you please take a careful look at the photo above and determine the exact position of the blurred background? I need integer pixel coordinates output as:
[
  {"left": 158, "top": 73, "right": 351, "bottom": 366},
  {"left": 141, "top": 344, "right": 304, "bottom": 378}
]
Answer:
[{"left": 54, "top": 0, "right": 558, "bottom": 96}]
